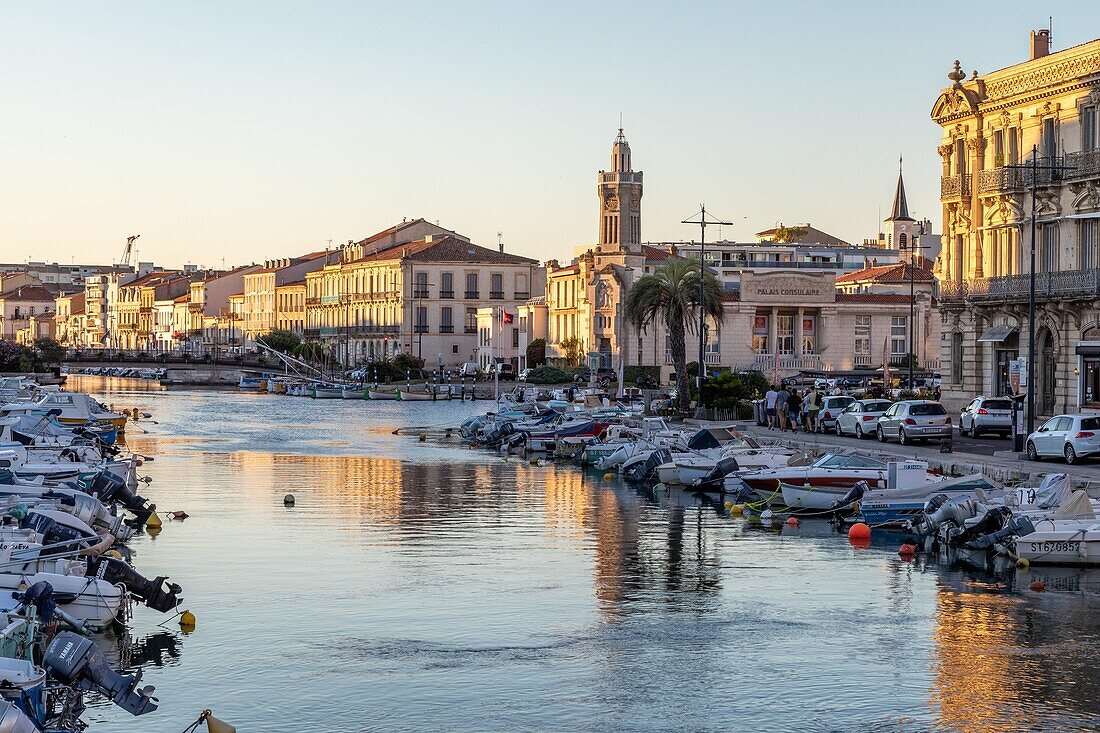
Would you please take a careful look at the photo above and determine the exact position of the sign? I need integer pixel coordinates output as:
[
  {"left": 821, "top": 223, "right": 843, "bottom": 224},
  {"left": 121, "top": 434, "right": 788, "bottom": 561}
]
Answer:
[
  {"left": 1009, "top": 360, "right": 1021, "bottom": 394},
  {"left": 1018, "top": 357, "right": 1028, "bottom": 388},
  {"left": 740, "top": 272, "right": 833, "bottom": 304}
]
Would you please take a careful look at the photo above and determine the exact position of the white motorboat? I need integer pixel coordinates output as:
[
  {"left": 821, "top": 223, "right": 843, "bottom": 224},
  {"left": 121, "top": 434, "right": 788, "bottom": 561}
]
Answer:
[
  {"left": 741, "top": 453, "right": 894, "bottom": 504},
  {"left": 1014, "top": 519, "right": 1100, "bottom": 566},
  {"left": 398, "top": 389, "right": 434, "bottom": 401},
  {"left": 341, "top": 388, "right": 366, "bottom": 400},
  {"left": 656, "top": 440, "right": 799, "bottom": 486},
  {"left": 0, "top": 571, "right": 124, "bottom": 630},
  {"left": 312, "top": 386, "right": 344, "bottom": 399},
  {"left": 0, "top": 392, "right": 127, "bottom": 432},
  {"left": 368, "top": 389, "right": 399, "bottom": 400}
]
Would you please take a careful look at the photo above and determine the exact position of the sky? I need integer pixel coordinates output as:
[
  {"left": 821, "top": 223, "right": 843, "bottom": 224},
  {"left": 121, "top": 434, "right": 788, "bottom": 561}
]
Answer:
[{"left": 3, "top": 1, "right": 1099, "bottom": 269}]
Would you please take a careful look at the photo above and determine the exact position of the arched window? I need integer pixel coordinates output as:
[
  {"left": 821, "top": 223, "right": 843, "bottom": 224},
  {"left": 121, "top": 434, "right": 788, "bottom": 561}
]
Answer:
[{"left": 899, "top": 232, "right": 908, "bottom": 249}]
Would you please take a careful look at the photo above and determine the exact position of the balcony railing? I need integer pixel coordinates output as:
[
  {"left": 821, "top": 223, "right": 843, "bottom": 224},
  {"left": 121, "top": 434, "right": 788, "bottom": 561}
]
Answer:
[
  {"left": 414, "top": 324, "right": 428, "bottom": 334},
  {"left": 413, "top": 290, "right": 429, "bottom": 299},
  {"left": 464, "top": 326, "right": 477, "bottom": 334},
  {"left": 440, "top": 325, "right": 454, "bottom": 334},
  {"left": 306, "top": 297, "right": 322, "bottom": 306},
  {"left": 854, "top": 354, "right": 872, "bottom": 366},
  {"left": 752, "top": 354, "right": 823, "bottom": 371},
  {"left": 304, "top": 328, "right": 320, "bottom": 338},
  {"left": 440, "top": 290, "right": 454, "bottom": 299},
  {"left": 1066, "top": 149, "right": 1100, "bottom": 179},
  {"left": 489, "top": 291, "right": 504, "bottom": 299},
  {"left": 942, "top": 269, "right": 1100, "bottom": 303},
  {"left": 978, "top": 167, "right": 1026, "bottom": 194},
  {"left": 514, "top": 291, "right": 530, "bottom": 299},
  {"left": 940, "top": 174, "right": 971, "bottom": 199},
  {"left": 465, "top": 291, "right": 479, "bottom": 299}
]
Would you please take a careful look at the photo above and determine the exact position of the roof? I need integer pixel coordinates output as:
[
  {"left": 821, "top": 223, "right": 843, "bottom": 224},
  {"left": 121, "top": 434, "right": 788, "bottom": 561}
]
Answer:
[
  {"left": 0, "top": 285, "right": 58, "bottom": 302},
  {"left": 173, "top": 294, "right": 191, "bottom": 303},
  {"left": 356, "top": 236, "right": 538, "bottom": 265},
  {"left": 642, "top": 245, "right": 675, "bottom": 262},
  {"left": 754, "top": 225, "right": 852, "bottom": 248},
  {"left": 834, "top": 261, "right": 934, "bottom": 285},
  {"left": 277, "top": 278, "right": 306, "bottom": 288},
  {"left": 121, "top": 270, "right": 181, "bottom": 289},
  {"left": 887, "top": 164, "right": 914, "bottom": 222}
]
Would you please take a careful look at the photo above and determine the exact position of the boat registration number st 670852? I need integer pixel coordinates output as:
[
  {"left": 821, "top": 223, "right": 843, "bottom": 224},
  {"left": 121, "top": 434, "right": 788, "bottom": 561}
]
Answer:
[{"left": 1024, "top": 540, "right": 1081, "bottom": 554}]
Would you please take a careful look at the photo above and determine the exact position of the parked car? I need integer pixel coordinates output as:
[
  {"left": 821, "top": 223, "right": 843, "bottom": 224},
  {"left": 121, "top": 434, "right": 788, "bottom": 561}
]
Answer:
[
  {"left": 488, "top": 363, "right": 516, "bottom": 381},
  {"left": 1026, "top": 414, "right": 1100, "bottom": 464},
  {"left": 959, "top": 396, "right": 1014, "bottom": 438},
  {"left": 517, "top": 368, "right": 533, "bottom": 382},
  {"left": 459, "top": 362, "right": 480, "bottom": 378},
  {"left": 834, "top": 399, "right": 893, "bottom": 439},
  {"left": 877, "top": 400, "right": 952, "bottom": 445},
  {"left": 816, "top": 395, "right": 855, "bottom": 433}
]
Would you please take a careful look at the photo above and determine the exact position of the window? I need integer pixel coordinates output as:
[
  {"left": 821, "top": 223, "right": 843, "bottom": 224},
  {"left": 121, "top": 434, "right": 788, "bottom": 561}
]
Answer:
[
  {"left": 465, "top": 273, "right": 479, "bottom": 299},
  {"left": 854, "top": 315, "right": 870, "bottom": 355},
  {"left": 465, "top": 307, "right": 477, "bottom": 333},
  {"left": 414, "top": 272, "right": 429, "bottom": 299},
  {"left": 452, "top": 344, "right": 459, "bottom": 354},
  {"left": 952, "top": 332, "right": 963, "bottom": 382},
  {"left": 512, "top": 328, "right": 519, "bottom": 348},
  {"left": 1042, "top": 117, "right": 1057, "bottom": 159},
  {"left": 1040, "top": 223, "right": 1059, "bottom": 273},
  {"left": 440, "top": 272, "right": 454, "bottom": 298},
  {"left": 515, "top": 273, "right": 529, "bottom": 298},
  {"left": 490, "top": 273, "right": 504, "bottom": 299},
  {"left": 891, "top": 316, "right": 907, "bottom": 356},
  {"left": 801, "top": 315, "right": 815, "bottom": 354},
  {"left": 1008, "top": 127, "right": 1019, "bottom": 164},
  {"left": 1085, "top": 106, "right": 1098, "bottom": 152},
  {"left": 993, "top": 128, "right": 1005, "bottom": 167},
  {"left": 1081, "top": 220, "right": 1098, "bottom": 270},
  {"left": 440, "top": 306, "right": 453, "bottom": 333},
  {"left": 776, "top": 315, "right": 794, "bottom": 355}
]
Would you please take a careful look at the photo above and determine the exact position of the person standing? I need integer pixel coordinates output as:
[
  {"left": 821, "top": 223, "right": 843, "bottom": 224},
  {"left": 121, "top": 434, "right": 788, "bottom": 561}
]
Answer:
[
  {"left": 775, "top": 384, "right": 791, "bottom": 431},
  {"left": 786, "top": 389, "right": 802, "bottom": 432},
  {"left": 805, "top": 386, "right": 821, "bottom": 432},
  {"left": 764, "top": 385, "right": 778, "bottom": 429}
]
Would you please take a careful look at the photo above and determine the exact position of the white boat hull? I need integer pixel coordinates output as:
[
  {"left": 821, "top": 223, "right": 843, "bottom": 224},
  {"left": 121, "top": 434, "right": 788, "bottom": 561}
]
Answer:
[
  {"left": 0, "top": 572, "right": 124, "bottom": 630},
  {"left": 368, "top": 390, "right": 399, "bottom": 400}
]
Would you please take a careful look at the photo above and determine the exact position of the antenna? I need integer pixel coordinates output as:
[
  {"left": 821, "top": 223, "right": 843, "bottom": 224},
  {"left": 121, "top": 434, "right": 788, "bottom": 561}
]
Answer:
[
  {"left": 618, "top": 111, "right": 623, "bottom": 131},
  {"left": 1049, "top": 15, "right": 1053, "bottom": 48},
  {"left": 497, "top": 231, "right": 504, "bottom": 253}
]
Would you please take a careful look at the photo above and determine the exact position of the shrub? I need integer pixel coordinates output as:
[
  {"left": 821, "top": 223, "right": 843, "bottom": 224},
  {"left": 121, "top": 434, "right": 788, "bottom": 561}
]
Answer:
[
  {"left": 624, "top": 365, "right": 660, "bottom": 384},
  {"left": 526, "top": 365, "right": 572, "bottom": 384},
  {"left": 393, "top": 352, "right": 424, "bottom": 374},
  {"left": 700, "top": 370, "right": 771, "bottom": 409},
  {"left": 526, "top": 338, "right": 546, "bottom": 367}
]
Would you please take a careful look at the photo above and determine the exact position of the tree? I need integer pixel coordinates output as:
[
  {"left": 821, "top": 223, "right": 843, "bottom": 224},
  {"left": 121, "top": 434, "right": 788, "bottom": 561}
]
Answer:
[
  {"left": 32, "top": 337, "right": 64, "bottom": 367},
  {"left": 559, "top": 336, "right": 585, "bottom": 366},
  {"left": 393, "top": 352, "right": 424, "bottom": 374},
  {"left": 766, "top": 225, "right": 808, "bottom": 243},
  {"left": 625, "top": 257, "right": 724, "bottom": 413},
  {"left": 526, "top": 338, "right": 546, "bottom": 367},
  {"left": 257, "top": 329, "right": 301, "bottom": 354}
]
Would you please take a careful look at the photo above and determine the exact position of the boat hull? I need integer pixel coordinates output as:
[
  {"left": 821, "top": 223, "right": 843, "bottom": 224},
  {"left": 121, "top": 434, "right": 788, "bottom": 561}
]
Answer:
[
  {"left": 398, "top": 390, "right": 434, "bottom": 401},
  {"left": 368, "top": 390, "right": 399, "bottom": 400}
]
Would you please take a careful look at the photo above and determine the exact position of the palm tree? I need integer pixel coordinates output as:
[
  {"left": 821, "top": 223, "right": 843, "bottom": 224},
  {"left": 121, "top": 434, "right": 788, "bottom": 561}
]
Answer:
[{"left": 625, "top": 257, "right": 724, "bottom": 413}]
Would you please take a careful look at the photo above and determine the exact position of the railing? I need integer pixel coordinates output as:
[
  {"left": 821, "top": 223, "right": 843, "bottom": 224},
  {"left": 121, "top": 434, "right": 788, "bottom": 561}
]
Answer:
[
  {"left": 752, "top": 354, "right": 823, "bottom": 371},
  {"left": 440, "top": 325, "right": 454, "bottom": 334},
  {"left": 923, "top": 359, "right": 942, "bottom": 371},
  {"left": 967, "top": 269, "right": 1100, "bottom": 301},
  {"left": 413, "top": 290, "right": 429, "bottom": 299},
  {"left": 854, "top": 354, "right": 872, "bottom": 366},
  {"left": 514, "top": 291, "right": 530, "bottom": 299},
  {"left": 414, "top": 324, "right": 428, "bottom": 334},
  {"left": 464, "top": 326, "right": 477, "bottom": 334},
  {"left": 978, "top": 167, "right": 1026, "bottom": 194},
  {"left": 1066, "top": 149, "right": 1100, "bottom": 179},
  {"left": 304, "top": 328, "right": 321, "bottom": 338},
  {"left": 489, "top": 291, "right": 504, "bottom": 299},
  {"left": 306, "top": 297, "right": 322, "bottom": 306},
  {"left": 704, "top": 352, "right": 722, "bottom": 364},
  {"left": 939, "top": 280, "right": 968, "bottom": 301},
  {"left": 439, "top": 290, "right": 454, "bottom": 299},
  {"left": 465, "top": 291, "right": 479, "bottom": 299},
  {"left": 940, "top": 174, "right": 970, "bottom": 199}
]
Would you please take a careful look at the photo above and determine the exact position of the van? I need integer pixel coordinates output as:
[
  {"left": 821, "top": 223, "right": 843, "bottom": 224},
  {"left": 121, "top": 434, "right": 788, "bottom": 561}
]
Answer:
[{"left": 459, "top": 362, "right": 480, "bottom": 378}]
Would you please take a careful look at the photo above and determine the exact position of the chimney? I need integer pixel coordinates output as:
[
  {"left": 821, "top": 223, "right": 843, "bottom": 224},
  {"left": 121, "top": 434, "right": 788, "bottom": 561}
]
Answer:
[{"left": 1031, "top": 29, "right": 1050, "bottom": 61}]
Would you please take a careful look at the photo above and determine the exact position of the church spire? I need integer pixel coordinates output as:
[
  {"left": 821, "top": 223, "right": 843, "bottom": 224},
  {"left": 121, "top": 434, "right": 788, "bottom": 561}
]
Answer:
[{"left": 888, "top": 156, "right": 914, "bottom": 222}]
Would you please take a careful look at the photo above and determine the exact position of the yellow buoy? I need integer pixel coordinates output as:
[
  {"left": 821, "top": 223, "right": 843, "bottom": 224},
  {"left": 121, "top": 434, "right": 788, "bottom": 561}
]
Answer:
[
  {"left": 1016, "top": 557, "right": 1030, "bottom": 571},
  {"left": 145, "top": 513, "right": 162, "bottom": 529},
  {"left": 180, "top": 610, "right": 196, "bottom": 629},
  {"left": 724, "top": 501, "right": 733, "bottom": 509},
  {"left": 603, "top": 473, "right": 613, "bottom": 481},
  {"left": 730, "top": 504, "right": 744, "bottom": 516}
]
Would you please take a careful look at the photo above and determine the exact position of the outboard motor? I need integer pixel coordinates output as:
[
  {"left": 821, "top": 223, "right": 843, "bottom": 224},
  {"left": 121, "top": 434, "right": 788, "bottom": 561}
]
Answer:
[
  {"left": 82, "top": 471, "right": 153, "bottom": 523},
  {"left": 694, "top": 457, "right": 740, "bottom": 491},
  {"left": 44, "top": 632, "right": 158, "bottom": 716},
  {"left": 965, "top": 516, "right": 1037, "bottom": 551},
  {"left": 908, "top": 494, "right": 984, "bottom": 537},
  {"left": 951, "top": 506, "right": 1013, "bottom": 548},
  {"left": 85, "top": 557, "right": 181, "bottom": 613},
  {"left": 0, "top": 701, "right": 36, "bottom": 733},
  {"left": 13, "top": 581, "right": 87, "bottom": 634},
  {"left": 829, "top": 481, "right": 868, "bottom": 511},
  {"left": 624, "top": 448, "right": 671, "bottom": 483},
  {"left": 20, "top": 511, "right": 96, "bottom": 555}
]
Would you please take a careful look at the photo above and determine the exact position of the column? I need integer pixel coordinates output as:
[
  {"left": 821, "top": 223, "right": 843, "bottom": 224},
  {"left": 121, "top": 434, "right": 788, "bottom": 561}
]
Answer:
[
  {"left": 795, "top": 307, "right": 805, "bottom": 359},
  {"left": 768, "top": 307, "right": 778, "bottom": 358}
]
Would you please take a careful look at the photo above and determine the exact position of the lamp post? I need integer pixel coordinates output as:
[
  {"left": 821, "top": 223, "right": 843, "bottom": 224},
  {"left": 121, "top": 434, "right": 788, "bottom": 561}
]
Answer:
[
  {"left": 681, "top": 206, "right": 733, "bottom": 394},
  {"left": 1003, "top": 145, "right": 1075, "bottom": 434},
  {"left": 901, "top": 230, "right": 928, "bottom": 391}
]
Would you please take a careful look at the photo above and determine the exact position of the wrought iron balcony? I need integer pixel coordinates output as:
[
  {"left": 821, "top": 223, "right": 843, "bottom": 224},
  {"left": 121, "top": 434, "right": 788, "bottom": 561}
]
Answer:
[
  {"left": 940, "top": 174, "right": 971, "bottom": 199},
  {"left": 464, "top": 326, "right": 477, "bottom": 334},
  {"left": 514, "top": 291, "right": 530, "bottom": 299},
  {"left": 1066, "top": 149, "right": 1100, "bottom": 180},
  {"left": 414, "top": 324, "right": 429, "bottom": 334},
  {"left": 465, "top": 291, "right": 479, "bottom": 299},
  {"left": 439, "top": 290, "right": 455, "bottom": 299},
  {"left": 489, "top": 291, "right": 505, "bottom": 300},
  {"left": 439, "top": 325, "right": 454, "bottom": 334},
  {"left": 978, "top": 167, "right": 1026, "bottom": 194},
  {"left": 413, "top": 289, "right": 429, "bottom": 299},
  {"left": 943, "top": 269, "right": 1100, "bottom": 304}
]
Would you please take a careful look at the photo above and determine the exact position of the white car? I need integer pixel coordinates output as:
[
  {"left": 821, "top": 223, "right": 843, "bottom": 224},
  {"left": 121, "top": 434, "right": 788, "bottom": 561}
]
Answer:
[
  {"left": 517, "top": 368, "right": 533, "bottom": 382},
  {"left": 834, "top": 399, "right": 893, "bottom": 439},
  {"left": 1026, "top": 414, "right": 1100, "bottom": 464},
  {"left": 959, "top": 396, "right": 1013, "bottom": 438},
  {"left": 816, "top": 395, "right": 855, "bottom": 433}
]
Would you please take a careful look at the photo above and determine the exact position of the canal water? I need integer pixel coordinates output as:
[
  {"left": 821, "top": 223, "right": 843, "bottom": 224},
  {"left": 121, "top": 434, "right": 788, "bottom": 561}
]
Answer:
[{"left": 72, "top": 377, "right": 1100, "bottom": 732}]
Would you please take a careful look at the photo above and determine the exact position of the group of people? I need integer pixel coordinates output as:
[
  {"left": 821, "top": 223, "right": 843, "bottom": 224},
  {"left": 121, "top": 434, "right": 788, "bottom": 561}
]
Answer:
[{"left": 763, "top": 384, "right": 822, "bottom": 433}]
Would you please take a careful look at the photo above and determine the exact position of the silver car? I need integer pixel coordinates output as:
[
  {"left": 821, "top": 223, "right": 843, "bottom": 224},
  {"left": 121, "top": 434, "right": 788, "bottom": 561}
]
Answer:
[
  {"left": 816, "top": 395, "right": 855, "bottom": 433},
  {"left": 877, "top": 400, "right": 952, "bottom": 446},
  {"left": 959, "top": 396, "right": 1013, "bottom": 438},
  {"left": 834, "top": 399, "right": 893, "bottom": 439},
  {"left": 1026, "top": 414, "right": 1100, "bottom": 464}
]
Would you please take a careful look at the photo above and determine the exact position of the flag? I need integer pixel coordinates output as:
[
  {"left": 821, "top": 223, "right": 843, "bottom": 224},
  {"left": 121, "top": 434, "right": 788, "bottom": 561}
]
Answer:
[{"left": 502, "top": 310, "right": 513, "bottom": 324}]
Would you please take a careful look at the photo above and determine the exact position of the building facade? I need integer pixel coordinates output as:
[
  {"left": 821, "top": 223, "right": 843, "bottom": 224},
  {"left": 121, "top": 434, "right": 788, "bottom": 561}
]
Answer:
[{"left": 933, "top": 31, "right": 1100, "bottom": 412}]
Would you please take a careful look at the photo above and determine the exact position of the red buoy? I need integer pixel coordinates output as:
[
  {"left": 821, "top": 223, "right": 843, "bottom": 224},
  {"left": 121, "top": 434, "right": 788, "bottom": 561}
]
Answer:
[
  {"left": 786, "top": 516, "right": 799, "bottom": 527},
  {"left": 898, "top": 544, "right": 917, "bottom": 556},
  {"left": 1028, "top": 580, "right": 1046, "bottom": 592},
  {"left": 848, "top": 523, "right": 871, "bottom": 541}
]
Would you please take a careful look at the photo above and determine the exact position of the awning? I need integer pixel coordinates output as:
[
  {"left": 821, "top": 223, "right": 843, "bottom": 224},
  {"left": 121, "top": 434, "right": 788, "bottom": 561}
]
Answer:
[
  {"left": 1076, "top": 341, "right": 1100, "bottom": 357},
  {"left": 978, "top": 325, "right": 1017, "bottom": 343}
]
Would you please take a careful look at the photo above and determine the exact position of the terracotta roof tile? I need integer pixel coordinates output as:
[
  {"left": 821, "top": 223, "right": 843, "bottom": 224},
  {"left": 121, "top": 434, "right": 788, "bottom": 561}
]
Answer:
[
  {"left": 835, "top": 293, "right": 914, "bottom": 304},
  {"left": 356, "top": 236, "right": 538, "bottom": 265},
  {"left": 835, "top": 262, "right": 934, "bottom": 285},
  {"left": 0, "top": 285, "right": 58, "bottom": 301}
]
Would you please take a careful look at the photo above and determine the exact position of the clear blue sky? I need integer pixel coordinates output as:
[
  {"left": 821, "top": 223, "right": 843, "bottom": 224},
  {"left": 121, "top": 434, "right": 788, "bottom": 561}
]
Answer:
[{"left": 2, "top": 1, "right": 1097, "bottom": 268}]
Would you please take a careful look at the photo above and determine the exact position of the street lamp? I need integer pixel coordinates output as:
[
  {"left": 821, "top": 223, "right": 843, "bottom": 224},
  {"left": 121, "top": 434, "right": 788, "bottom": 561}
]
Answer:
[
  {"left": 900, "top": 230, "right": 928, "bottom": 391},
  {"left": 681, "top": 206, "right": 733, "bottom": 394}
]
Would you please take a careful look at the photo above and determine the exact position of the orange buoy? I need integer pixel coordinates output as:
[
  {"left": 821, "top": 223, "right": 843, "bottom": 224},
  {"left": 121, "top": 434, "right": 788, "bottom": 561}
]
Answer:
[
  {"left": 898, "top": 543, "right": 917, "bottom": 556},
  {"left": 786, "top": 516, "right": 799, "bottom": 527},
  {"left": 848, "top": 523, "right": 871, "bottom": 541},
  {"left": 1028, "top": 580, "right": 1046, "bottom": 592}
]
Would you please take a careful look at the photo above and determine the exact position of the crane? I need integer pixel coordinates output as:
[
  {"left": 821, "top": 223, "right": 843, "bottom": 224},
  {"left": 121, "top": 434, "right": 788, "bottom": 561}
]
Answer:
[{"left": 119, "top": 234, "right": 140, "bottom": 268}]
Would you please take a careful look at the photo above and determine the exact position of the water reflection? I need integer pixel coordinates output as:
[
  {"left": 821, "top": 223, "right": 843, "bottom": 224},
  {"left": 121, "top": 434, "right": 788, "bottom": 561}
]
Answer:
[{"left": 64, "top": 383, "right": 1100, "bottom": 732}]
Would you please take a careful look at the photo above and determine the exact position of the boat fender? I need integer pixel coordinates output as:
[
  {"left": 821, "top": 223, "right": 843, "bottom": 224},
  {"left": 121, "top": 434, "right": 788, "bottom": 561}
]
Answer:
[
  {"left": 848, "top": 523, "right": 871, "bottom": 541},
  {"left": 898, "top": 543, "right": 917, "bottom": 556},
  {"left": 1028, "top": 580, "right": 1046, "bottom": 592},
  {"left": 786, "top": 516, "right": 799, "bottom": 527},
  {"left": 760, "top": 509, "right": 773, "bottom": 520},
  {"left": 603, "top": 473, "right": 613, "bottom": 481},
  {"left": 283, "top": 494, "right": 295, "bottom": 506},
  {"left": 1016, "top": 558, "right": 1030, "bottom": 571}
]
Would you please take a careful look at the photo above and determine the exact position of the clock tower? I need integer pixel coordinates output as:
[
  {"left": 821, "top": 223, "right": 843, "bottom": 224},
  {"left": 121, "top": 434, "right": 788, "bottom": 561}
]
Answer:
[{"left": 597, "top": 129, "right": 643, "bottom": 252}]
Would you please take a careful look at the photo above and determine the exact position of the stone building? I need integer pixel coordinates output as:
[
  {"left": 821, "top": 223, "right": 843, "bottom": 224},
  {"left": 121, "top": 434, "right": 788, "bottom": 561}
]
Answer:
[
  {"left": 241, "top": 251, "right": 330, "bottom": 349},
  {"left": 933, "top": 30, "right": 1100, "bottom": 412},
  {"left": 0, "top": 285, "right": 56, "bottom": 343}
]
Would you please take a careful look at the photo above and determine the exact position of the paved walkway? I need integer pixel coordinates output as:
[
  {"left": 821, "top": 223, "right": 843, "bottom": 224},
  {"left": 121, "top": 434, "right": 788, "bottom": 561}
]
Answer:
[{"left": 690, "top": 418, "right": 1100, "bottom": 489}]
